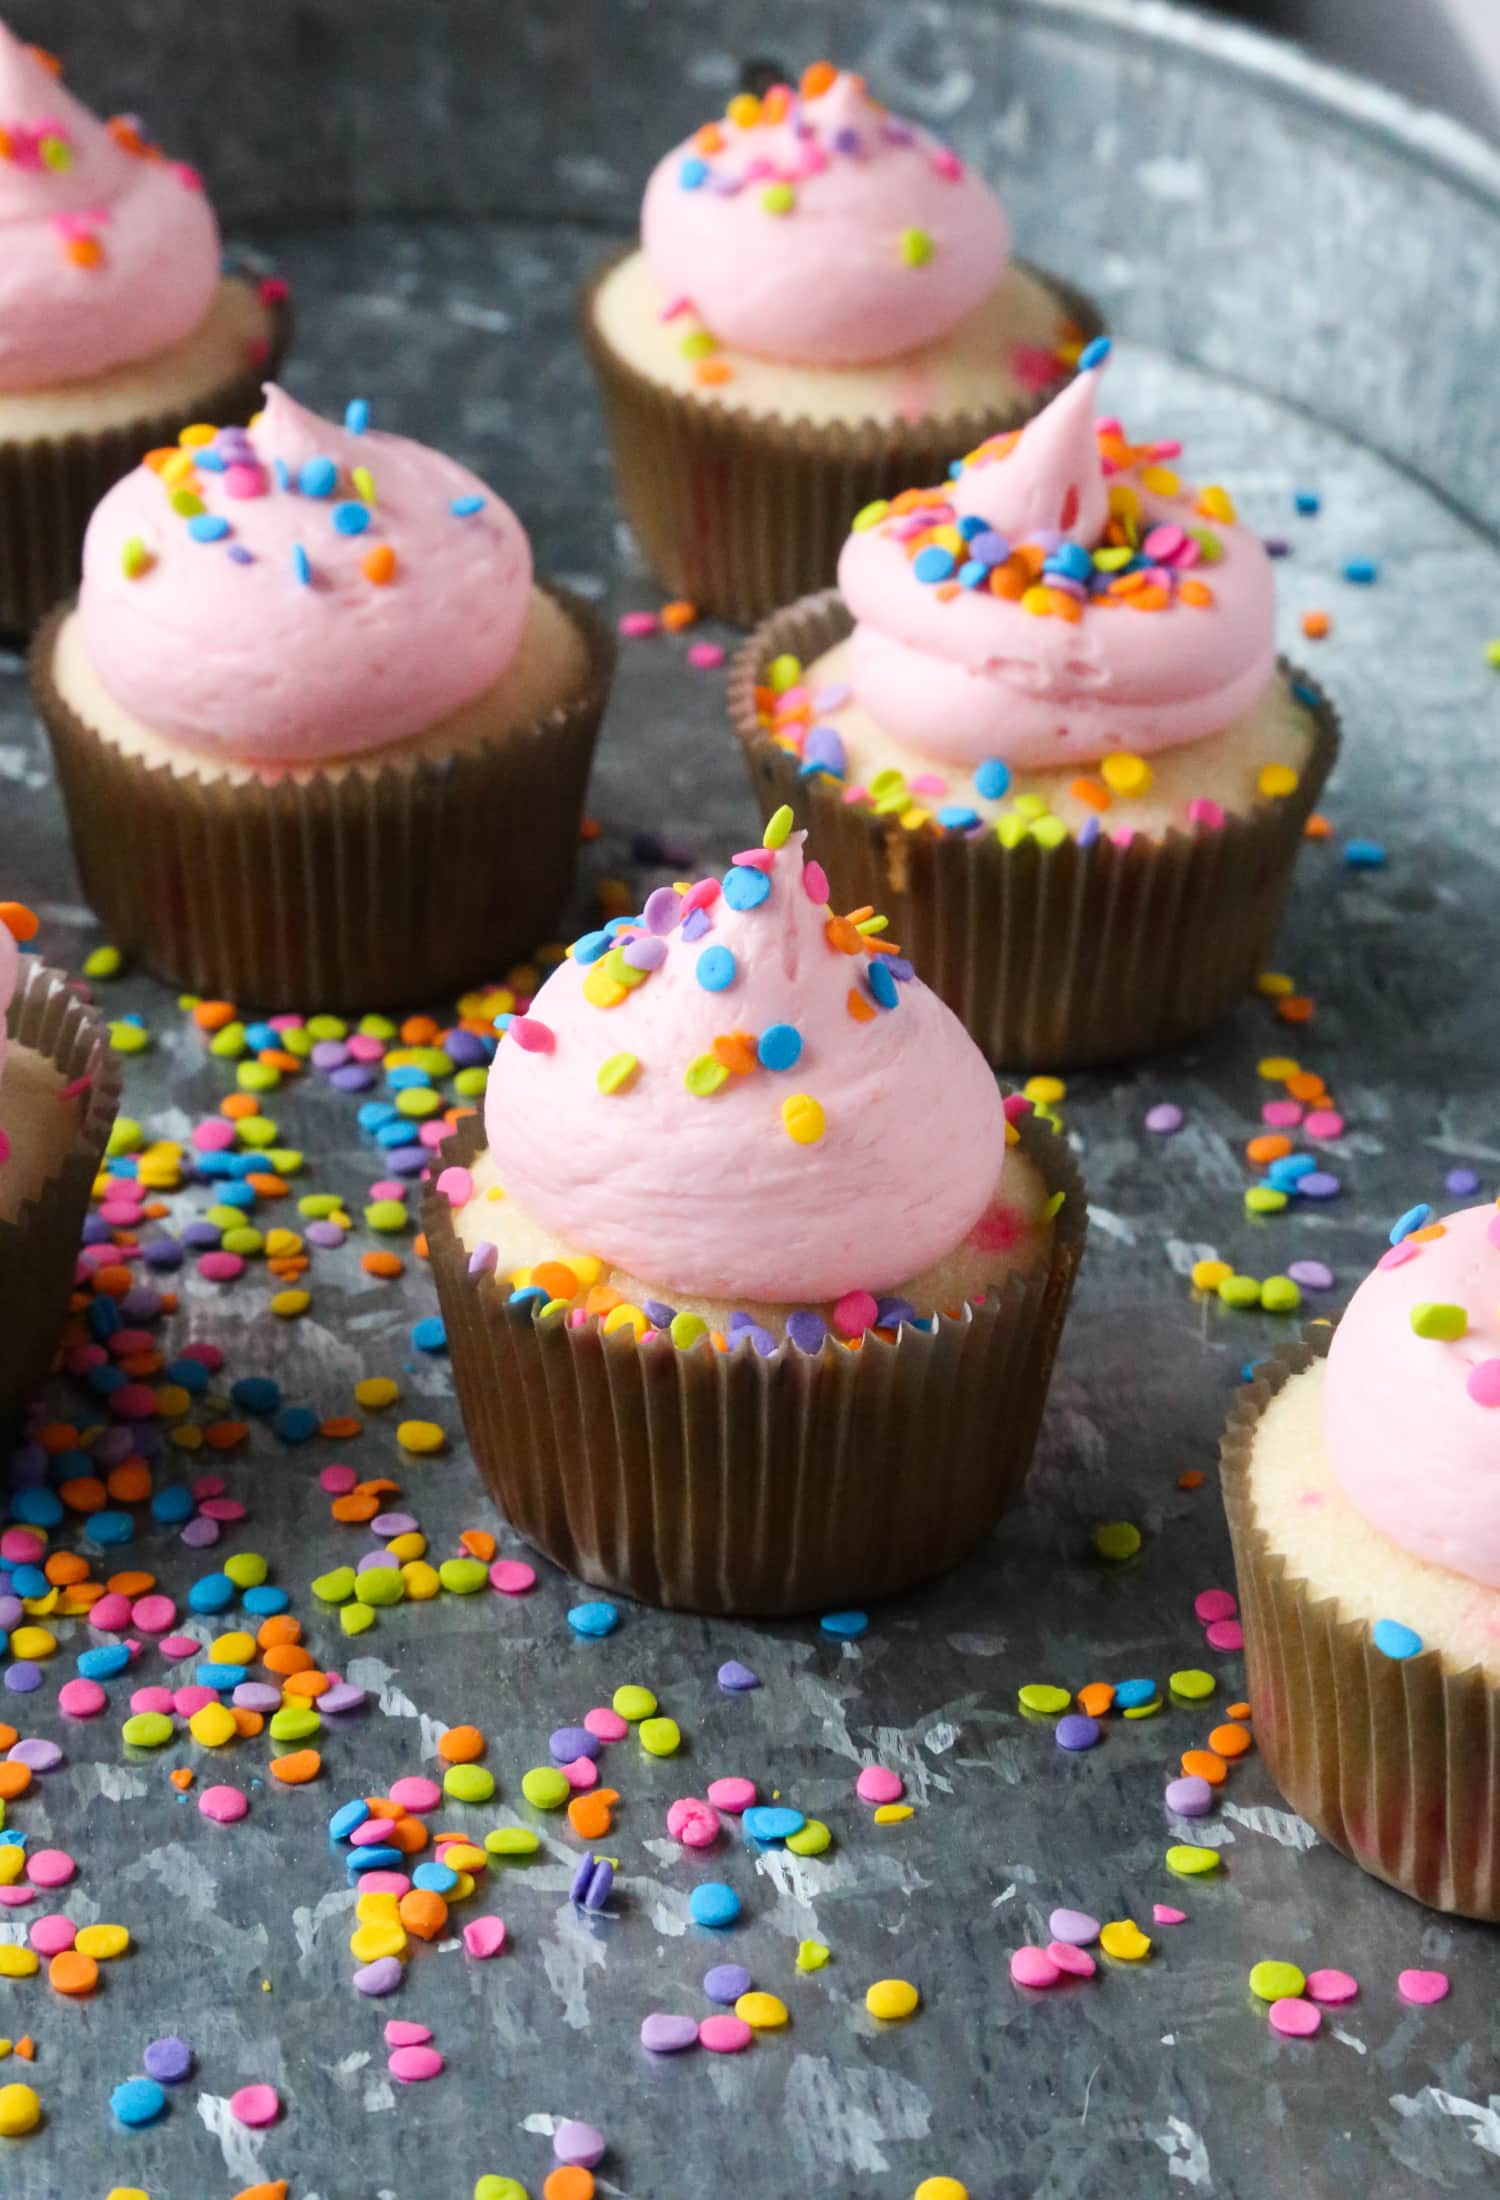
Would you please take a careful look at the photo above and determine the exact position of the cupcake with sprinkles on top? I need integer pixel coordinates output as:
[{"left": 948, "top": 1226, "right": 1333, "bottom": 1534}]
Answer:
[
  {"left": 582, "top": 59, "right": 1102, "bottom": 621},
  {"left": 0, "top": 900, "right": 120, "bottom": 1436},
  {"left": 1223, "top": 1198, "right": 1500, "bottom": 1919},
  {"left": 731, "top": 344, "right": 1339, "bottom": 1068},
  {"left": 0, "top": 20, "right": 289, "bottom": 633},
  {"left": 30, "top": 386, "right": 614, "bottom": 1010},
  {"left": 425, "top": 805, "right": 1085, "bottom": 1616}
]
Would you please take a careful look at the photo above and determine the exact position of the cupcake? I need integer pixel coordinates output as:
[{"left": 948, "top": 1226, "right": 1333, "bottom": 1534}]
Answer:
[
  {"left": 1222, "top": 1201, "right": 1500, "bottom": 1918},
  {"left": 0, "top": 22, "right": 289, "bottom": 634},
  {"left": 0, "top": 903, "right": 121, "bottom": 1434},
  {"left": 424, "top": 806, "right": 1085, "bottom": 1615},
  {"left": 730, "top": 346, "right": 1339, "bottom": 1069},
  {"left": 582, "top": 60, "right": 1101, "bottom": 621},
  {"left": 30, "top": 386, "right": 614, "bottom": 1012}
]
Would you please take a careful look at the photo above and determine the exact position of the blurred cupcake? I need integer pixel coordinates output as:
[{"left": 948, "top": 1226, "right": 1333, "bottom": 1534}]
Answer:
[
  {"left": 0, "top": 22, "right": 289, "bottom": 633},
  {"left": 730, "top": 345, "right": 1339, "bottom": 1068},
  {"left": 1223, "top": 1199, "right": 1500, "bottom": 1918},
  {"left": 581, "top": 60, "right": 1101, "bottom": 621},
  {"left": 0, "top": 902, "right": 120, "bottom": 1434},
  {"left": 425, "top": 806, "right": 1085, "bottom": 1615},
  {"left": 31, "top": 386, "right": 614, "bottom": 1011}
]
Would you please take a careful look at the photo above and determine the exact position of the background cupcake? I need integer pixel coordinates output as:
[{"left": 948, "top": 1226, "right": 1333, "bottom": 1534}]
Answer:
[
  {"left": 0, "top": 22, "right": 288, "bottom": 634},
  {"left": 31, "top": 386, "right": 614, "bottom": 1011},
  {"left": 582, "top": 60, "right": 1101, "bottom": 621},
  {"left": 1223, "top": 1199, "right": 1500, "bottom": 1919},
  {"left": 425, "top": 807, "right": 1085, "bottom": 1615},
  {"left": 731, "top": 347, "right": 1339, "bottom": 1068},
  {"left": 0, "top": 901, "right": 120, "bottom": 1434}
]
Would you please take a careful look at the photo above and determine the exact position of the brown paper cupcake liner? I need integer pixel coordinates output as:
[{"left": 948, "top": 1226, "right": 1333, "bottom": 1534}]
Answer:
[
  {"left": 1, "top": 959, "right": 121, "bottom": 1439},
  {"left": 1222, "top": 1330, "right": 1500, "bottom": 1920},
  {"left": 580, "top": 248, "right": 1104, "bottom": 624},
  {"left": 30, "top": 587, "right": 615, "bottom": 1014},
  {"left": 0, "top": 279, "right": 292, "bottom": 639},
  {"left": 728, "top": 593, "right": 1340, "bottom": 1070},
  {"left": 424, "top": 1104, "right": 1086, "bottom": 1617}
]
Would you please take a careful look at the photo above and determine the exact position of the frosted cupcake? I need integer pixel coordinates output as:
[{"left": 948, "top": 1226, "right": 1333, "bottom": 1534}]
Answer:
[
  {"left": 425, "top": 806, "right": 1085, "bottom": 1615},
  {"left": 0, "top": 903, "right": 120, "bottom": 1434},
  {"left": 30, "top": 387, "right": 613, "bottom": 1011},
  {"left": 1223, "top": 1200, "right": 1500, "bottom": 1918},
  {"left": 582, "top": 60, "right": 1101, "bottom": 620},
  {"left": 731, "top": 346, "right": 1339, "bottom": 1068},
  {"left": 0, "top": 23, "right": 288, "bottom": 633}
]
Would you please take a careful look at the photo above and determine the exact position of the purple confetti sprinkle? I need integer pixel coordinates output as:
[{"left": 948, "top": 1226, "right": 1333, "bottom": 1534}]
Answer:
[{"left": 1145, "top": 1103, "right": 1183, "bottom": 1135}]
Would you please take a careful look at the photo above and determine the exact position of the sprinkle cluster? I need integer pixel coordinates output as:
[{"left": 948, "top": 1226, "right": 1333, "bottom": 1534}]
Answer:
[{"left": 3, "top": 48, "right": 202, "bottom": 270}]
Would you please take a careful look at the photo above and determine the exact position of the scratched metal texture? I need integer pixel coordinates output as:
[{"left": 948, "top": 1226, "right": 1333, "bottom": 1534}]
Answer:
[{"left": 0, "top": 3, "right": 1498, "bottom": 2196}]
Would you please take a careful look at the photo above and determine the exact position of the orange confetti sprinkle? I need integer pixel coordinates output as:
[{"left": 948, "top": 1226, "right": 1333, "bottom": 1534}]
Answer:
[
  {"left": 193, "top": 1000, "right": 238, "bottom": 1032},
  {"left": 1177, "top": 1469, "right": 1205, "bottom": 1490},
  {"left": 360, "top": 1251, "right": 405, "bottom": 1279},
  {"left": 1179, "top": 1749, "right": 1228, "bottom": 1787},
  {"left": 1276, "top": 995, "right": 1315, "bottom": 1025},
  {"left": 362, "top": 542, "right": 397, "bottom": 585},
  {"left": 1301, "top": 609, "right": 1330, "bottom": 639},
  {"left": 1077, "top": 1682, "right": 1115, "bottom": 1718},
  {"left": 269, "top": 1750, "right": 321, "bottom": 1786},
  {"left": 438, "top": 1724, "right": 485, "bottom": 1764},
  {"left": 1209, "top": 1723, "right": 1252, "bottom": 1759}
]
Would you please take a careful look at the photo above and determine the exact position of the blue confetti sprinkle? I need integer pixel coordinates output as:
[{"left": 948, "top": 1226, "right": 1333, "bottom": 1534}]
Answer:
[
  {"left": 1372, "top": 1617, "right": 1423, "bottom": 1661},
  {"left": 695, "top": 945, "right": 736, "bottom": 992},
  {"left": 299, "top": 455, "right": 338, "bottom": 498},
  {"left": 332, "top": 500, "right": 370, "bottom": 535},
  {"left": 975, "top": 758, "right": 1011, "bottom": 801},
  {"left": 344, "top": 398, "right": 371, "bottom": 434},
  {"left": 722, "top": 865, "right": 770, "bottom": 912},
  {"left": 1293, "top": 489, "right": 1321, "bottom": 515},
  {"left": 679, "top": 155, "right": 709, "bottom": 189},
  {"left": 412, "top": 1315, "right": 447, "bottom": 1354},
  {"left": 450, "top": 495, "right": 485, "bottom": 518},
  {"left": 1078, "top": 334, "right": 1112, "bottom": 371},
  {"left": 689, "top": 1882, "right": 741, "bottom": 1928},
  {"left": 1344, "top": 838, "right": 1386, "bottom": 869},
  {"left": 820, "top": 1609, "right": 868, "bottom": 1640},
  {"left": 1389, "top": 1202, "right": 1432, "bottom": 1246},
  {"left": 187, "top": 513, "right": 230, "bottom": 544},
  {"left": 291, "top": 543, "right": 312, "bottom": 586}
]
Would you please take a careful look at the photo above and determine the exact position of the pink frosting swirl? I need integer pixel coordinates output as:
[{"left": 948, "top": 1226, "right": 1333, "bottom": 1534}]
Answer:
[
  {"left": 641, "top": 67, "right": 1009, "bottom": 366},
  {"left": 78, "top": 386, "right": 533, "bottom": 763},
  {"left": 0, "top": 24, "right": 221, "bottom": 392},
  {"left": 1324, "top": 1203, "right": 1500, "bottom": 1591},
  {"left": 838, "top": 361, "right": 1277, "bottom": 768},
  {"left": 482, "top": 829, "right": 1006, "bottom": 1302}
]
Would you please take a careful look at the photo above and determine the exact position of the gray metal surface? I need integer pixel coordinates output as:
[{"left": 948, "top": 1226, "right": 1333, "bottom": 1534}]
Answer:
[{"left": 0, "top": 4, "right": 1498, "bottom": 2196}]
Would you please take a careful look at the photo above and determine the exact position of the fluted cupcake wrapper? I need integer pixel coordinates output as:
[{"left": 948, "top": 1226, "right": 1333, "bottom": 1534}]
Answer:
[
  {"left": 30, "top": 587, "right": 615, "bottom": 1014},
  {"left": 0, "top": 281, "right": 292, "bottom": 640},
  {"left": 1, "top": 959, "right": 120, "bottom": 1438},
  {"left": 728, "top": 593, "right": 1340, "bottom": 1071},
  {"left": 1222, "top": 1330, "right": 1500, "bottom": 1921},
  {"left": 579, "top": 249, "right": 1105, "bottom": 626},
  {"left": 424, "top": 1107, "right": 1086, "bottom": 1617}
]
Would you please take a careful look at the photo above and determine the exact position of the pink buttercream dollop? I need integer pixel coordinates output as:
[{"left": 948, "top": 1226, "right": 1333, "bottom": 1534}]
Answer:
[
  {"left": 77, "top": 385, "right": 533, "bottom": 763},
  {"left": 1323, "top": 1203, "right": 1500, "bottom": 1590},
  {"left": 482, "top": 829, "right": 1005, "bottom": 1302},
  {"left": 641, "top": 68, "right": 1009, "bottom": 366},
  {"left": 838, "top": 363, "right": 1277, "bottom": 767},
  {"left": 0, "top": 25, "right": 221, "bottom": 392}
]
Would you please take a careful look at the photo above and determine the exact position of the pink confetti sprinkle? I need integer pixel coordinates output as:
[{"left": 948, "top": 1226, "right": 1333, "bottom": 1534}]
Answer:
[
  {"left": 1046, "top": 1941, "right": 1096, "bottom": 1978},
  {"left": 1010, "top": 1946, "right": 1062, "bottom": 1989},
  {"left": 57, "top": 1679, "right": 107, "bottom": 1720},
  {"left": 1303, "top": 1109, "right": 1344, "bottom": 1140},
  {"left": 199, "top": 1785, "right": 249, "bottom": 1824},
  {"left": 1397, "top": 1967, "right": 1450, "bottom": 2005},
  {"left": 1194, "top": 1589, "right": 1238, "bottom": 1624},
  {"left": 666, "top": 1797, "right": 720, "bottom": 1849},
  {"left": 320, "top": 1463, "right": 358, "bottom": 1495},
  {"left": 436, "top": 1165, "right": 474, "bottom": 1207},
  {"left": 561, "top": 1755, "right": 598, "bottom": 1791},
  {"left": 1262, "top": 1099, "right": 1304, "bottom": 1127},
  {"left": 26, "top": 1849, "right": 75, "bottom": 1890},
  {"left": 1378, "top": 1242, "right": 1419, "bottom": 1271},
  {"left": 87, "top": 1593, "right": 133, "bottom": 1633},
  {"left": 687, "top": 641, "right": 725, "bottom": 669},
  {"left": 855, "top": 1765, "right": 904, "bottom": 1805},
  {"left": 230, "top": 2084, "right": 280, "bottom": 2128},
  {"left": 29, "top": 1914, "right": 76, "bottom": 1956},
  {"left": 1153, "top": 1905, "right": 1188, "bottom": 1926},
  {"left": 1204, "top": 1619, "right": 1244, "bottom": 1652},
  {"left": 191, "top": 1119, "right": 236, "bottom": 1152},
  {"left": 358, "top": 1871, "right": 409, "bottom": 1898},
  {"left": 464, "top": 1915, "right": 507, "bottom": 1960},
  {"left": 699, "top": 2014, "right": 753, "bottom": 2053},
  {"left": 1012, "top": 344, "right": 1065, "bottom": 391},
  {"left": 388, "top": 2045, "right": 444, "bottom": 2083},
  {"left": 583, "top": 1706, "right": 627, "bottom": 1743},
  {"left": 833, "top": 1289, "right": 879, "bottom": 1339},
  {"left": 1305, "top": 1968, "right": 1358, "bottom": 2004},
  {"left": 618, "top": 611, "right": 659, "bottom": 639},
  {"left": 1466, "top": 1360, "right": 1500, "bottom": 1407},
  {"left": 705, "top": 1777, "right": 756, "bottom": 1814},
  {"left": 198, "top": 1251, "right": 245, "bottom": 1283},
  {"left": 1187, "top": 797, "right": 1226, "bottom": 830},
  {"left": 1268, "top": 1997, "right": 1321, "bottom": 2038},
  {"left": 129, "top": 1595, "right": 176, "bottom": 1636},
  {"left": 129, "top": 1687, "right": 174, "bottom": 1717},
  {"left": 389, "top": 1776, "right": 441, "bottom": 1815},
  {"left": 507, "top": 1016, "right": 554, "bottom": 1054},
  {"left": 385, "top": 2020, "right": 432, "bottom": 2047}
]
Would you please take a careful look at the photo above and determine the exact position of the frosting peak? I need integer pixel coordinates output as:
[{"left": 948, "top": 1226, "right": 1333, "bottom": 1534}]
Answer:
[
  {"left": 838, "top": 353, "right": 1277, "bottom": 769},
  {"left": 482, "top": 822, "right": 1006, "bottom": 1302},
  {"left": 0, "top": 23, "right": 221, "bottom": 391},
  {"left": 640, "top": 62, "right": 1010, "bottom": 366},
  {"left": 78, "top": 387, "right": 533, "bottom": 763},
  {"left": 1323, "top": 1202, "right": 1500, "bottom": 1592}
]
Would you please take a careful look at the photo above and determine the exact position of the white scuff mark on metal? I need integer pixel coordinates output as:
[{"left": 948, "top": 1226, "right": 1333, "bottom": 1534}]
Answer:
[
  {"left": 1165, "top": 1816, "right": 1233, "bottom": 1850},
  {"left": 1221, "top": 1799, "right": 1320, "bottom": 1850},
  {"left": 198, "top": 2093, "right": 266, "bottom": 2183},
  {"left": 540, "top": 1906, "right": 608, "bottom": 2028},
  {"left": 0, "top": 745, "right": 50, "bottom": 789},
  {"left": 555, "top": 153, "right": 625, "bottom": 197},
  {"left": 523, "top": 2111, "right": 561, "bottom": 2136},
  {"left": 946, "top": 1633, "right": 1007, "bottom": 1657},
  {"left": 1081, "top": 2061, "right": 1103, "bottom": 2123},
  {"left": 70, "top": 1762, "right": 151, "bottom": 1803},
  {"left": 1166, "top": 1237, "right": 1222, "bottom": 1277},
  {"left": 1152, "top": 2115, "right": 1212, "bottom": 2186},
  {"left": 362, "top": 2077, "right": 397, "bottom": 2113},
  {"left": 868, "top": 1726, "right": 953, "bottom": 1803},
  {"left": 647, "top": 1899, "right": 688, "bottom": 1938},
  {"left": 417, "top": 1713, "right": 450, "bottom": 1760},
  {"left": 446, "top": 299, "right": 513, "bottom": 333},
  {"left": 991, "top": 1883, "right": 1017, "bottom": 1906},
  {"left": 1334, "top": 2029, "right": 1367, "bottom": 2054},
  {"left": 1390, "top": 2088, "right": 1500, "bottom": 2158},
  {"left": 326, "top": 2051, "right": 371, "bottom": 2090},
  {"left": 293, "top": 1886, "right": 355, "bottom": 1966},
  {"left": 345, "top": 1657, "right": 421, "bottom": 1720},
  {"left": 1085, "top": 1205, "right": 1138, "bottom": 1245},
  {"left": 1137, "top": 154, "right": 1207, "bottom": 202},
  {"left": 925, "top": 1721, "right": 960, "bottom": 1755},
  {"left": 1161, "top": 2034, "right": 1176, "bottom": 2046},
  {"left": 783, "top": 2053, "right": 932, "bottom": 2176}
]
